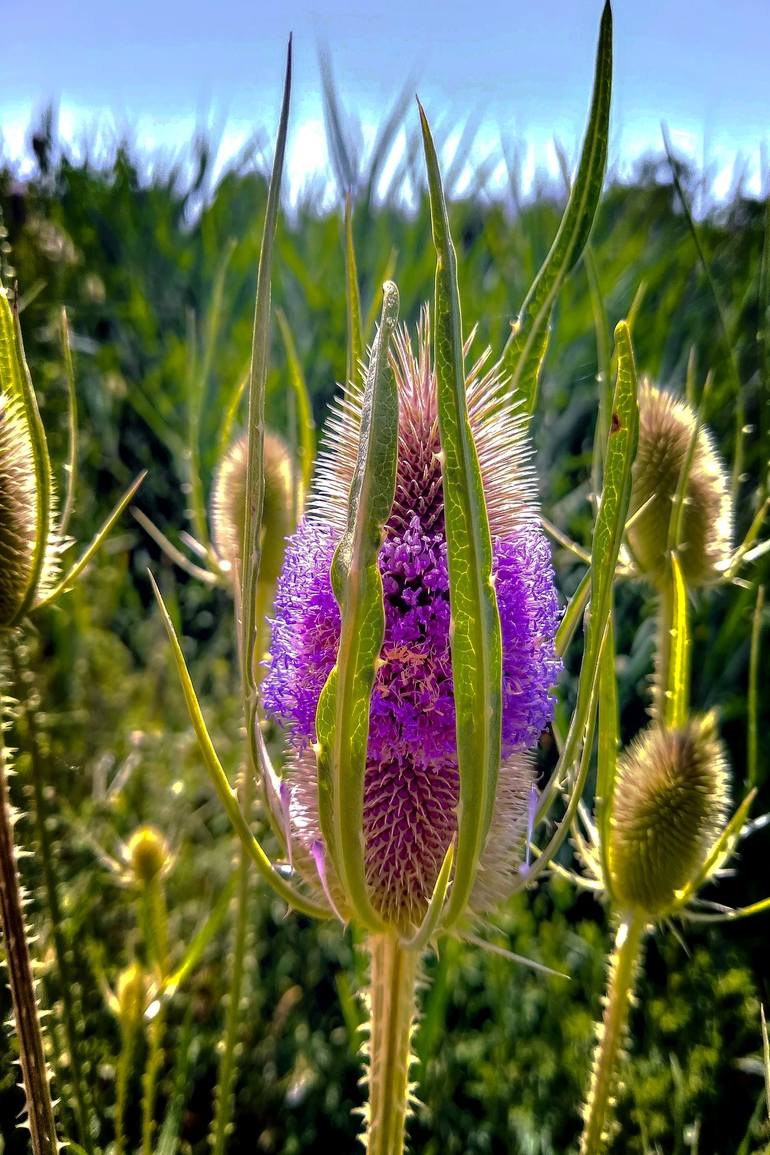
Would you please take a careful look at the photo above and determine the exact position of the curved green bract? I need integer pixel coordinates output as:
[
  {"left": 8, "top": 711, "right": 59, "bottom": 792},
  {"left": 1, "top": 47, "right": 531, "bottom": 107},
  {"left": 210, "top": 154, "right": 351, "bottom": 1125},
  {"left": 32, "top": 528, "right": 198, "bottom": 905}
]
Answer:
[
  {"left": 500, "top": 0, "right": 613, "bottom": 417},
  {"left": 527, "top": 320, "right": 638, "bottom": 878},
  {"left": 0, "top": 288, "right": 53, "bottom": 623},
  {"left": 418, "top": 103, "right": 503, "bottom": 931},
  {"left": 315, "top": 281, "right": 400, "bottom": 932}
]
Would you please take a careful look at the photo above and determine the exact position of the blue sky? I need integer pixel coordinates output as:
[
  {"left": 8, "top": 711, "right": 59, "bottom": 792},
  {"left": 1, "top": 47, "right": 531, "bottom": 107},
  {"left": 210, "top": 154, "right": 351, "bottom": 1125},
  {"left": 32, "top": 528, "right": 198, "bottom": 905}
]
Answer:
[{"left": 2, "top": 1, "right": 769, "bottom": 201}]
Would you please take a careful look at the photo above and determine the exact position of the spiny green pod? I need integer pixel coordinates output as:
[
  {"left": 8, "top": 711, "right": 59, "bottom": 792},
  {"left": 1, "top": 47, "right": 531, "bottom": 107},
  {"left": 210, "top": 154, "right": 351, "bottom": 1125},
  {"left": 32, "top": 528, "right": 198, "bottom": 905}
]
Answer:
[
  {"left": 126, "top": 825, "right": 171, "bottom": 886},
  {"left": 210, "top": 429, "right": 298, "bottom": 585},
  {"left": 626, "top": 383, "right": 732, "bottom": 588},
  {"left": 609, "top": 715, "right": 730, "bottom": 917}
]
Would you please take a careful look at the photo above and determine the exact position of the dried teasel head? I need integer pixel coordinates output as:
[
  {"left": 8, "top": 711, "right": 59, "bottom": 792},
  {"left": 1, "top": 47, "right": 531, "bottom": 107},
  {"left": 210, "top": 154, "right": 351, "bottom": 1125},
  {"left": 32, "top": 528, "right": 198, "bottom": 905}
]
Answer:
[
  {"left": 210, "top": 429, "right": 298, "bottom": 585},
  {"left": 126, "top": 824, "right": 171, "bottom": 886},
  {"left": 609, "top": 715, "right": 730, "bottom": 918},
  {"left": 626, "top": 382, "right": 732, "bottom": 588}
]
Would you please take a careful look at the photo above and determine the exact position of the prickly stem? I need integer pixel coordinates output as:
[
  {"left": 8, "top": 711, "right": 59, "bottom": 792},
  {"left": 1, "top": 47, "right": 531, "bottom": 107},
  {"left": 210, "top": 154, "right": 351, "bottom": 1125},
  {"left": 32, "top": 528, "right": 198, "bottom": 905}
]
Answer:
[
  {"left": 365, "top": 933, "right": 420, "bottom": 1155},
  {"left": 581, "top": 911, "right": 647, "bottom": 1155},
  {"left": 0, "top": 660, "right": 59, "bottom": 1155}
]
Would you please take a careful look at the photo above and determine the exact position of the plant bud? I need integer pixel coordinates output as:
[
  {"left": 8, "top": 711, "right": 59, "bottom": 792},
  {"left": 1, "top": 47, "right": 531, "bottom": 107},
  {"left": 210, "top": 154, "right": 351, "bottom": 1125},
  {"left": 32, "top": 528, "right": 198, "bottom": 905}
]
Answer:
[
  {"left": 0, "top": 392, "right": 38, "bottom": 626},
  {"left": 127, "top": 825, "right": 171, "bottom": 886},
  {"left": 210, "top": 430, "right": 298, "bottom": 585},
  {"left": 609, "top": 715, "right": 730, "bottom": 917},
  {"left": 626, "top": 383, "right": 732, "bottom": 588},
  {"left": 115, "top": 962, "right": 147, "bottom": 1029}
]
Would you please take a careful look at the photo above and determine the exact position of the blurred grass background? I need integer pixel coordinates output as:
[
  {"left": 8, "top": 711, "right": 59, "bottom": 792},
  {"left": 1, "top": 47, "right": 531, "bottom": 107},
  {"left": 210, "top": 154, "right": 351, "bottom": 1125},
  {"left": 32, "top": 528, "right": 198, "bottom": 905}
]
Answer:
[{"left": 0, "top": 104, "right": 768, "bottom": 1154}]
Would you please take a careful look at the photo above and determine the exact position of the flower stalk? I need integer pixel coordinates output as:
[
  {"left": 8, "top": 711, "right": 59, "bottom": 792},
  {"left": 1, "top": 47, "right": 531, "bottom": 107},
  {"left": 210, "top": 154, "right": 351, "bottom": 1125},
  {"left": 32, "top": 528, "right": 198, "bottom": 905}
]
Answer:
[
  {"left": 581, "top": 912, "right": 646, "bottom": 1155},
  {"left": 365, "top": 934, "right": 421, "bottom": 1155}
]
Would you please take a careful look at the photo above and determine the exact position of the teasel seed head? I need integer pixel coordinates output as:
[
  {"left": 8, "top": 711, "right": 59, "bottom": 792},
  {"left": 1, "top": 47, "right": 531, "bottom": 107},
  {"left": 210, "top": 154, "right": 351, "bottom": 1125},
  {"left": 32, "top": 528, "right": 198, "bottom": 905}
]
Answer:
[
  {"left": 626, "top": 383, "right": 732, "bottom": 588},
  {"left": 126, "top": 825, "right": 171, "bottom": 886},
  {"left": 263, "top": 312, "right": 561, "bottom": 929},
  {"left": 210, "top": 429, "right": 298, "bottom": 584},
  {"left": 609, "top": 715, "right": 730, "bottom": 917}
]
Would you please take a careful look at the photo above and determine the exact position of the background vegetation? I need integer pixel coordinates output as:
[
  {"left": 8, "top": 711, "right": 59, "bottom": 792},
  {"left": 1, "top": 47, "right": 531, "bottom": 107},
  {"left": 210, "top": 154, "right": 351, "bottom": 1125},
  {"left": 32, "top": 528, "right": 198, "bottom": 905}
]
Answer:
[{"left": 0, "top": 103, "right": 768, "bottom": 1153}]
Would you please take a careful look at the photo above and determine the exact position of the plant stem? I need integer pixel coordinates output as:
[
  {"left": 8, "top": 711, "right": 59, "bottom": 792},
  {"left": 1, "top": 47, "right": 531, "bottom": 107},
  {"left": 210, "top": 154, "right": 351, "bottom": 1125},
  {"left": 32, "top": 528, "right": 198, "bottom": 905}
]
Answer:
[
  {"left": 141, "top": 877, "right": 169, "bottom": 1155},
  {"left": 581, "top": 911, "right": 647, "bottom": 1155},
  {"left": 11, "top": 642, "right": 94, "bottom": 1152},
  {"left": 0, "top": 679, "right": 59, "bottom": 1155},
  {"left": 366, "top": 933, "right": 420, "bottom": 1155}
]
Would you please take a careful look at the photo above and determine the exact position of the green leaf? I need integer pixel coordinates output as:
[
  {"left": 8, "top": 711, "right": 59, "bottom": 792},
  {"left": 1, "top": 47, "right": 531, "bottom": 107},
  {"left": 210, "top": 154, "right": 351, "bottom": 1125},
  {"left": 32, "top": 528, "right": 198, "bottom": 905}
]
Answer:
[
  {"left": 58, "top": 308, "right": 78, "bottom": 537},
  {"left": 345, "top": 193, "right": 364, "bottom": 386},
  {"left": 39, "top": 472, "right": 147, "bottom": 607},
  {"left": 149, "top": 571, "right": 328, "bottom": 920},
  {"left": 241, "top": 36, "right": 291, "bottom": 700},
  {"left": 419, "top": 101, "right": 503, "bottom": 930},
  {"left": 401, "top": 842, "right": 454, "bottom": 951},
  {"left": 748, "top": 585, "right": 764, "bottom": 788},
  {"left": 664, "top": 551, "right": 690, "bottom": 730},
  {"left": 596, "top": 612, "right": 618, "bottom": 899},
  {"left": 556, "top": 567, "right": 592, "bottom": 659},
  {"left": 499, "top": 0, "right": 613, "bottom": 416},
  {"left": 525, "top": 320, "right": 638, "bottom": 883},
  {"left": 315, "top": 281, "right": 400, "bottom": 932}
]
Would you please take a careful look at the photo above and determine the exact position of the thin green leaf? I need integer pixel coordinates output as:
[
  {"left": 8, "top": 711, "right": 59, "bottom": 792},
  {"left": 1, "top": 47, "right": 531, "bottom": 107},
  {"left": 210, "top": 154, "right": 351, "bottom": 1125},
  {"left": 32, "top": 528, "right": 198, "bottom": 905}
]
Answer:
[
  {"left": 345, "top": 194, "right": 364, "bottom": 386},
  {"left": 400, "top": 842, "right": 454, "bottom": 952},
  {"left": 419, "top": 100, "right": 503, "bottom": 930},
  {"left": 240, "top": 39, "right": 291, "bottom": 823},
  {"left": 39, "top": 472, "right": 147, "bottom": 607},
  {"left": 585, "top": 245, "right": 612, "bottom": 499},
  {"left": 157, "top": 873, "right": 239, "bottom": 1003},
  {"left": 149, "top": 571, "right": 328, "bottom": 920},
  {"left": 499, "top": 0, "right": 613, "bottom": 416},
  {"left": 664, "top": 551, "right": 690, "bottom": 730},
  {"left": 364, "top": 246, "right": 398, "bottom": 342},
  {"left": 315, "top": 281, "right": 400, "bottom": 932},
  {"left": 556, "top": 567, "right": 592, "bottom": 658},
  {"left": 531, "top": 320, "right": 638, "bottom": 847},
  {"left": 748, "top": 585, "right": 764, "bottom": 788},
  {"left": 276, "top": 308, "right": 317, "bottom": 495},
  {"left": 596, "top": 612, "right": 618, "bottom": 898},
  {"left": 762, "top": 1004, "right": 770, "bottom": 1123},
  {"left": 58, "top": 308, "right": 78, "bottom": 537}
]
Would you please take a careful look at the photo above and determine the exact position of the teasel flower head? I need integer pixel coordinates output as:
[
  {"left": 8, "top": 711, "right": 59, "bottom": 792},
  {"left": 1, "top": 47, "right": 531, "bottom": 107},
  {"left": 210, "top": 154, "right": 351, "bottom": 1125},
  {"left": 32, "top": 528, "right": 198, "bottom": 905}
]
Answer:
[
  {"left": 0, "top": 290, "right": 60, "bottom": 628},
  {"left": 113, "top": 963, "right": 148, "bottom": 1030},
  {"left": 263, "top": 312, "right": 561, "bottom": 929},
  {"left": 608, "top": 714, "right": 731, "bottom": 918},
  {"left": 626, "top": 382, "right": 732, "bottom": 588},
  {"left": 126, "top": 824, "right": 172, "bottom": 887},
  {"left": 210, "top": 429, "right": 297, "bottom": 584}
]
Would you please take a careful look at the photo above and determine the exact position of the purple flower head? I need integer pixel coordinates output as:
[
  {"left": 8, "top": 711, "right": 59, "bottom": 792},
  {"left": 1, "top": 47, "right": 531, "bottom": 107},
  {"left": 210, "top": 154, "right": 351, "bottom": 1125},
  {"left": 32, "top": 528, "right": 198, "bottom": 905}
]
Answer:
[{"left": 263, "top": 313, "right": 561, "bottom": 928}]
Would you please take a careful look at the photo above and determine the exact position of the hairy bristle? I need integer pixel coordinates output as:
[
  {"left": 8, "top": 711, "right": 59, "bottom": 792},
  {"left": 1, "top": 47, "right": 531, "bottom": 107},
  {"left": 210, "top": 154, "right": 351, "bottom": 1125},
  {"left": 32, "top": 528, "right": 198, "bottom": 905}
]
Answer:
[
  {"left": 0, "top": 393, "right": 40, "bottom": 625},
  {"left": 609, "top": 715, "right": 730, "bottom": 916},
  {"left": 627, "top": 382, "right": 732, "bottom": 588}
]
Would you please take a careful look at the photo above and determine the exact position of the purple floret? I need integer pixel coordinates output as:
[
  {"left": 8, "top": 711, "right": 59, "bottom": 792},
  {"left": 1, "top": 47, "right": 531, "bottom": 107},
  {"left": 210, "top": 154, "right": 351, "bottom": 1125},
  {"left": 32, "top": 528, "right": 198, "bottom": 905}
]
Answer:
[{"left": 262, "top": 510, "right": 561, "bottom": 924}]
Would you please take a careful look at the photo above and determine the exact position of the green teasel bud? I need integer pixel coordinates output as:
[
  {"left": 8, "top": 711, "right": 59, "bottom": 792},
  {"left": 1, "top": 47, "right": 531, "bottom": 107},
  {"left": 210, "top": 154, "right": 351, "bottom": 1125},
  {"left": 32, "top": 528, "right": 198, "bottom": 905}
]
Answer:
[
  {"left": 210, "top": 429, "right": 298, "bottom": 585},
  {"left": 609, "top": 715, "right": 730, "bottom": 917},
  {"left": 627, "top": 383, "right": 732, "bottom": 588},
  {"left": 127, "top": 824, "right": 171, "bottom": 886},
  {"left": 114, "top": 962, "right": 147, "bottom": 1029}
]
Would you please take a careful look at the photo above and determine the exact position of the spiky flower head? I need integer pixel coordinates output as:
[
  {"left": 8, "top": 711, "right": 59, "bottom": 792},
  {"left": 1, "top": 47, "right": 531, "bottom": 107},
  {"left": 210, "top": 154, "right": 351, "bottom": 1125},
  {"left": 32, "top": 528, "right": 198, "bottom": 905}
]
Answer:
[
  {"left": 627, "top": 382, "right": 732, "bottom": 588},
  {"left": 0, "top": 288, "right": 59, "bottom": 627},
  {"left": 114, "top": 963, "right": 147, "bottom": 1030},
  {"left": 263, "top": 314, "right": 561, "bottom": 929},
  {"left": 210, "top": 429, "right": 297, "bottom": 585},
  {"left": 609, "top": 715, "right": 730, "bottom": 917},
  {"left": 126, "top": 824, "right": 171, "bottom": 886}
]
